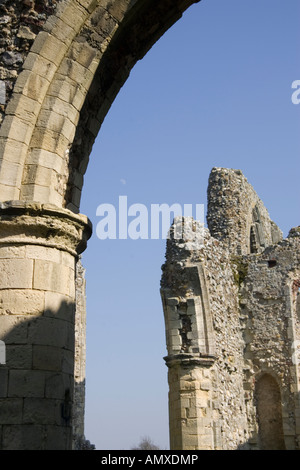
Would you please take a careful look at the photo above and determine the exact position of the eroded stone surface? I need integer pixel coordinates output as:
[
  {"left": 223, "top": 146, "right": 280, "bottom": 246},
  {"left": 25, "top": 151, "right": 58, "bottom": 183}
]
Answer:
[{"left": 161, "top": 168, "right": 300, "bottom": 450}]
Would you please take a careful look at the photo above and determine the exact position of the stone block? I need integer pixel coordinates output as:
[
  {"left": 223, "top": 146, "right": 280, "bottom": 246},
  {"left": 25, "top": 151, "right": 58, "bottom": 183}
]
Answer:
[
  {"left": 180, "top": 379, "right": 197, "bottom": 392},
  {"left": 107, "top": 0, "right": 128, "bottom": 21},
  {"left": 0, "top": 259, "right": 33, "bottom": 289},
  {"left": 25, "top": 245, "right": 61, "bottom": 264},
  {"left": 20, "top": 183, "right": 52, "bottom": 206},
  {"left": 28, "top": 148, "right": 64, "bottom": 173},
  {"left": 23, "top": 398, "right": 61, "bottom": 425},
  {"left": 186, "top": 406, "right": 198, "bottom": 419},
  {"left": 22, "top": 52, "right": 56, "bottom": 85},
  {"left": 181, "top": 434, "right": 199, "bottom": 447},
  {"left": 200, "top": 380, "right": 211, "bottom": 391},
  {"left": 29, "top": 127, "right": 69, "bottom": 155},
  {"left": 30, "top": 31, "right": 68, "bottom": 66},
  {"left": 0, "top": 115, "right": 34, "bottom": 145},
  {"left": 48, "top": 77, "right": 85, "bottom": 112},
  {"left": 0, "top": 369, "right": 8, "bottom": 397},
  {"left": 36, "top": 109, "right": 75, "bottom": 141},
  {"left": 180, "top": 398, "right": 190, "bottom": 409},
  {"left": 0, "top": 159, "right": 21, "bottom": 188},
  {"left": 0, "top": 398, "right": 23, "bottom": 424},
  {"left": 44, "top": 425, "right": 71, "bottom": 450},
  {"left": 0, "top": 246, "right": 26, "bottom": 259},
  {"left": 33, "top": 259, "right": 72, "bottom": 295},
  {"left": 8, "top": 370, "right": 46, "bottom": 398},
  {"left": 55, "top": 1, "right": 88, "bottom": 29},
  {"left": 61, "top": 251, "right": 75, "bottom": 270},
  {"left": 45, "top": 372, "right": 72, "bottom": 400},
  {"left": 0, "top": 138, "right": 28, "bottom": 167},
  {"left": 44, "top": 292, "right": 75, "bottom": 321},
  {"left": 22, "top": 164, "right": 54, "bottom": 187},
  {"left": 0, "top": 289, "right": 44, "bottom": 315},
  {"left": 6, "top": 345, "right": 32, "bottom": 369},
  {"left": 27, "top": 316, "right": 74, "bottom": 350},
  {"left": 89, "top": 7, "right": 118, "bottom": 39},
  {"left": 171, "top": 335, "right": 182, "bottom": 347},
  {"left": 2, "top": 424, "right": 45, "bottom": 450},
  {"left": 32, "top": 345, "right": 62, "bottom": 372},
  {"left": 5, "top": 94, "right": 40, "bottom": 124},
  {"left": 14, "top": 70, "right": 50, "bottom": 103},
  {"left": 58, "top": 59, "right": 93, "bottom": 92},
  {"left": 0, "top": 183, "right": 19, "bottom": 201},
  {"left": 0, "top": 316, "right": 29, "bottom": 344},
  {"left": 43, "top": 95, "right": 79, "bottom": 123},
  {"left": 44, "top": 14, "right": 76, "bottom": 43}
]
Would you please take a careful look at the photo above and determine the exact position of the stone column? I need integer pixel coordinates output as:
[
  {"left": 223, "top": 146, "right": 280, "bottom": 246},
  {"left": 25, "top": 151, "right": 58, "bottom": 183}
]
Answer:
[
  {"left": 164, "top": 355, "right": 217, "bottom": 450},
  {"left": 0, "top": 202, "right": 91, "bottom": 450},
  {"left": 161, "top": 287, "right": 217, "bottom": 450}
]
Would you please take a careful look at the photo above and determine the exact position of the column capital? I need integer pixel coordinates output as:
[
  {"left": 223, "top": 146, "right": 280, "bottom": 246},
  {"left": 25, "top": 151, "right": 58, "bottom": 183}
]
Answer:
[
  {"left": 164, "top": 353, "right": 217, "bottom": 369},
  {"left": 0, "top": 201, "right": 92, "bottom": 256}
]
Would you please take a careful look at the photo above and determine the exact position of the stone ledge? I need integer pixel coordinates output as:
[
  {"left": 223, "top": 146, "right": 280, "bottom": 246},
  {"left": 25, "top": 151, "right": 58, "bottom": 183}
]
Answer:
[
  {"left": 164, "top": 353, "right": 217, "bottom": 369},
  {"left": 0, "top": 201, "right": 92, "bottom": 255}
]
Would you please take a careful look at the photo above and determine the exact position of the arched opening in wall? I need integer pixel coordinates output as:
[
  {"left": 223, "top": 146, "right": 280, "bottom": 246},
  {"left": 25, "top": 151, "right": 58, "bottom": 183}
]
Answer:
[
  {"left": 249, "top": 205, "right": 265, "bottom": 254},
  {"left": 254, "top": 374, "right": 285, "bottom": 450},
  {"left": 78, "top": 1, "right": 299, "bottom": 450},
  {"left": 249, "top": 225, "right": 258, "bottom": 254}
]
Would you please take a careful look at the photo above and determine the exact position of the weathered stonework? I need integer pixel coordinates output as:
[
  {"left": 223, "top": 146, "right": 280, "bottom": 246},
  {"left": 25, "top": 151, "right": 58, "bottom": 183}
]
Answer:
[
  {"left": 0, "top": 0, "right": 62, "bottom": 126},
  {"left": 161, "top": 168, "right": 300, "bottom": 450},
  {"left": 0, "top": 0, "right": 297, "bottom": 451},
  {"left": 0, "top": 202, "right": 91, "bottom": 449},
  {"left": 0, "top": 0, "right": 202, "bottom": 450}
]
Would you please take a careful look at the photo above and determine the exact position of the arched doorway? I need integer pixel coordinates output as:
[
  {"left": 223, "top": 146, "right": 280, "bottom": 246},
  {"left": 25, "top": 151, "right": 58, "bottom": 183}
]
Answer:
[{"left": 255, "top": 374, "right": 285, "bottom": 450}]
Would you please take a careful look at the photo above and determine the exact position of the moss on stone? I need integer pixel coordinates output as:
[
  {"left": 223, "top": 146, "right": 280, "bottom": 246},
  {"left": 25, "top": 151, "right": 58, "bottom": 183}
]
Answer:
[{"left": 231, "top": 256, "right": 249, "bottom": 287}]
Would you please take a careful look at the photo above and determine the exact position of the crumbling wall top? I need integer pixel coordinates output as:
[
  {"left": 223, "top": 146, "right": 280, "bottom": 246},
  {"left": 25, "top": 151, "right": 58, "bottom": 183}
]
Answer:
[{"left": 206, "top": 167, "right": 282, "bottom": 255}]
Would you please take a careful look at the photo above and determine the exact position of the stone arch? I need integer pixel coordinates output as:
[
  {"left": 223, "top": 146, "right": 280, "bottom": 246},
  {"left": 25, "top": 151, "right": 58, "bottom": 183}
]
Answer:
[
  {"left": 254, "top": 373, "right": 285, "bottom": 450},
  {"left": 0, "top": 0, "right": 202, "bottom": 450},
  {"left": 0, "top": 0, "right": 200, "bottom": 209}
]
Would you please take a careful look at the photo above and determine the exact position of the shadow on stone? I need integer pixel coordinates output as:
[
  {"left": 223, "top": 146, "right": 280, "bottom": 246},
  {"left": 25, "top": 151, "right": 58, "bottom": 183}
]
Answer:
[{"left": 0, "top": 298, "right": 91, "bottom": 450}]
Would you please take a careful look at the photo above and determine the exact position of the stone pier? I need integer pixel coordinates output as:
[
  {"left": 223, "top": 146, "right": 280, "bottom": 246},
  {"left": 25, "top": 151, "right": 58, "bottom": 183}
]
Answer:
[{"left": 0, "top": 202, "right": 91, "bottom": 449}]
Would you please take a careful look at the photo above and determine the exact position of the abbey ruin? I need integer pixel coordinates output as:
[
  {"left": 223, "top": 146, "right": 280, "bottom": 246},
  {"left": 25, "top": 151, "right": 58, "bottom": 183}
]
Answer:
[
  {"left": 0, "top": 0, "right": 299, "bottom": 450},
  {"left": 161, "top": 167, "right": 300, "bottom": 450}
]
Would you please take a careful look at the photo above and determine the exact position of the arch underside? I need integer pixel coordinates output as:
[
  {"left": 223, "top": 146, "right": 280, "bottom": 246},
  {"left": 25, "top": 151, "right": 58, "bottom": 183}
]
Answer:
[{"left": 0, "top": 0, "right": 201, "bottom": 212}]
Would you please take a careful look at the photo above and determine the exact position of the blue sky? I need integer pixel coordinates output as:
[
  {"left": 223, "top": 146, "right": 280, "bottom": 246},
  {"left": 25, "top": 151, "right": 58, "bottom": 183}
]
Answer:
[{"left": 80, "top": 0, "right": 300, "bottom": 450}]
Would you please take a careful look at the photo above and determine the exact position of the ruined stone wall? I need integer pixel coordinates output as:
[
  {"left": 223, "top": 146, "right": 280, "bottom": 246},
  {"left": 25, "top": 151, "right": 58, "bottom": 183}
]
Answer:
[
  {"left": 161, "top": 220, "right": 250, "bottom": 449},
  {"left": 240, "top": 229, "right": 300, "bottom": 449},
  {"left": 207, "top": 167, "right": 282, "bottom": 255},
  {"left": 161, "top": 168, "right": 300, "bottom": 450},
  {"left": 0, "top": 0, "right": 62, "bottom": 126}
]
